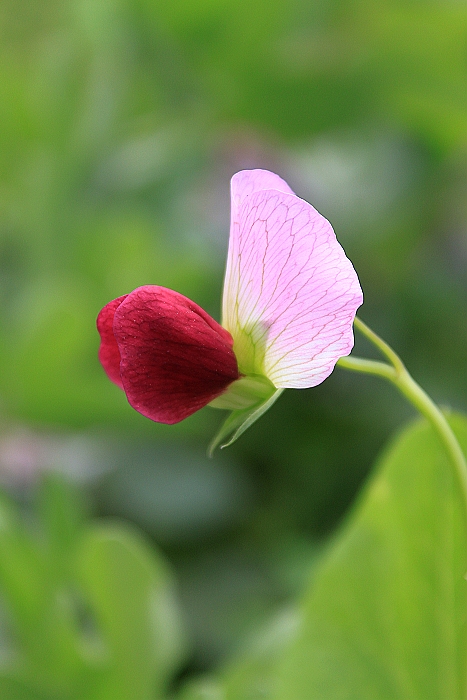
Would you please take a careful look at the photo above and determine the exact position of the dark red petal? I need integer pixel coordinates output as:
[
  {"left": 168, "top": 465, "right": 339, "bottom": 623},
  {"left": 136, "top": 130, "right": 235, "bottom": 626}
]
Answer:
[
  {"left": 112, "top": 286, "right": 240, "bottom": 424},
  {"left": 97, "top": 295, "right": 128, "bottom": 388}
]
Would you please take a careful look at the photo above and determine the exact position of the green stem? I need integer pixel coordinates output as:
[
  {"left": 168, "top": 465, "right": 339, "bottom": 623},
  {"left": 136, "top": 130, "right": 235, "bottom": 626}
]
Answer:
[
  {"left": 353, "top": 317, "right": 405, "bottom": 373},
  {"left": 337, "top": 356, "right": 396, "bottom": 382},
  {"left": 338, "top": 317, "right": 467, "bottom": 510}
]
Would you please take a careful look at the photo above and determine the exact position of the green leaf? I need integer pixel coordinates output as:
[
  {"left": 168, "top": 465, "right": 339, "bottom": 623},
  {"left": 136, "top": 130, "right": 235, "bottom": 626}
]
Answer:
[
  {"left": 0, "top": 489, "right": 86, "bottom": 695},
  {"left": 0, "top": 677, "right": 50, "bottom": 700},
  {"left": 177, "top": 607, "right": 301, "bottom": 700},
  {"left": 76, "top": 520, "right": 185, "bottom": 700},
  {"left": 224, "top": 608, "right": 301, "bottom": 699},
  {"left": 0, "top": 492, "right": 48, "bottom": 628},
  {"left": 208, "top": 390, "right": 284, "bottom": 456},
  {"left": 177, "top": 678, "right": 225, "bottom": 700},
  {"left": 273, "top": 413, "right": 467, "bottom": 700},
  {"left": 36, "top": 472, "right": 86, "bottom": 577}
]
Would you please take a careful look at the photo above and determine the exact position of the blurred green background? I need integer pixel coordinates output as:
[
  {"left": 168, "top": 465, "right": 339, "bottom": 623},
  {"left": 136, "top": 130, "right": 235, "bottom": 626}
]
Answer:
[{"left": 0, "top": 0, "right": 466, "bottom": 686}]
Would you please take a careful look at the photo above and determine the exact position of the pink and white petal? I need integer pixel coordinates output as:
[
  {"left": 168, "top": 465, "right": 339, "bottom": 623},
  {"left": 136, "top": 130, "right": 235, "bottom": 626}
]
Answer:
[
  {"left": 222, "top": 186, "right": 363, "bottom": 388},
  {"left": 223, "top": 170, "right": 295, "bottom": 331},
  {"left": 230, "top": 169, "right": 295, "bottom": 210}
]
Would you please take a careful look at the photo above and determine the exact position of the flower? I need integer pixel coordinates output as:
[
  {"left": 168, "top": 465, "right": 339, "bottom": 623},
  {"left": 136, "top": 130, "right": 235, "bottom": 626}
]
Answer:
[{"left": 97, "top": 169, "right": 363, "bottom": 448}]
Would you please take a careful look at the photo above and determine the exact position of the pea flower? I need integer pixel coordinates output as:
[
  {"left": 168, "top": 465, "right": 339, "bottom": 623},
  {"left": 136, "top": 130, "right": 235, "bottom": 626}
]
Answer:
[{"left": 97, "top": 169, "right": 363, "bottom": 449}]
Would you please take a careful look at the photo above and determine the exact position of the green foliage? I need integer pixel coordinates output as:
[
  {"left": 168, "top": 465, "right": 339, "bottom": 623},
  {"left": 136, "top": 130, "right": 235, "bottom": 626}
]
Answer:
[
  {"left": 177, "top": 414, "right": 467, "bottom": 699},
  {"left": 77, "top": 522, "right": 185, "bottom": 700},
  {"left": 0, "top": 418, "right": 466, "bottom": 700},
  {"left": 0, "top": 474, "right": 185, "bottom": 700},
  {"left": 273, "top": 414, "right": 467, "bottom": 700}
]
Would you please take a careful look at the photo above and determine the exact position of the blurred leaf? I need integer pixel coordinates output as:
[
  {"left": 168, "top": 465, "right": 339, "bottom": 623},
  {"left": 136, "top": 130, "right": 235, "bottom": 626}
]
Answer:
[
  {"left": 0, "top": 488, "right": 86, "bottom": 696},
  {"left": 0, "top": 677, "right": 49, "bottom": 700},
  {"left": 177, "top": 678, "right": 225, "bottom": 700},
  {"left": 36, "top": 472, "right": 86, "bottom": 567},
  {"left": 0, "top": 491, "right": 48, "bottom": 627},
  {"left": 0, "top": 479, "right": 186, "bottom": 698},
  {"left": 76, "top": 520, "right": 185, "bottom": 700},
  {"left": 177, "top": 414, "right": 467, "bottom": 699},
  {"left": 272, "top": 414, "right": 467, "bottom": 699},
  {"left": 219, "top": 607, "right": 300, "bottom": 699},
  {"left": 175, "top": 607, "right": 300, "bottom": 699}
]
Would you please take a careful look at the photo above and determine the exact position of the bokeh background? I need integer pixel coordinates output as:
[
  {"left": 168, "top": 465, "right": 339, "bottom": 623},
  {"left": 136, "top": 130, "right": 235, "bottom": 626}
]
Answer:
[{"left": 0, "top": 0, "right": 466, "bottom": 680}]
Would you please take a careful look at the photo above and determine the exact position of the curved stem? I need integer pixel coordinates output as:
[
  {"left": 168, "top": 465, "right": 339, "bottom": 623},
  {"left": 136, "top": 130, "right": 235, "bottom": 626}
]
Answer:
[
  {"left": 337, "top": 355, "right": 396, "bottom": 382},
  {"left": 353, "top": 317, "right": 405, "bottom": 374},
  {"left": 395, "top": 368, "right": 467, "bottom": 504},
  {"left": 337, "top": 317, "right": 467, "bottom": 511}
]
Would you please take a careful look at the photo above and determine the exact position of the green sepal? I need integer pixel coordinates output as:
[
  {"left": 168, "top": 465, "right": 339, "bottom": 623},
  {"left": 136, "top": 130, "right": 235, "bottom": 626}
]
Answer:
[{"left": 208, "top": 389, "right": 284, "bottom": 456}]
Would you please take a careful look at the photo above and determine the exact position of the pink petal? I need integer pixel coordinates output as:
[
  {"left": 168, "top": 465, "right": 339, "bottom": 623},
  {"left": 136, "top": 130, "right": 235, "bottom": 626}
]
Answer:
[
  {"left": 112, "top": 286, "right": 240, "bottom": 424},
  {"left": 97, "top": 295, "right": 128, "bottom": 388},
  {"left": 230, "top": 169, "right": 295, "bottom": 211},
  {"left": 222, "top": 171, "right": 363, "bottom": 388}
]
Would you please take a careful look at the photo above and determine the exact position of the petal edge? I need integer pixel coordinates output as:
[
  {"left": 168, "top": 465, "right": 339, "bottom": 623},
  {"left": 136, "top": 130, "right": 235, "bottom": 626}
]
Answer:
[{"left": 97, "top": 295, "right": 127, "bottom": 389}]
